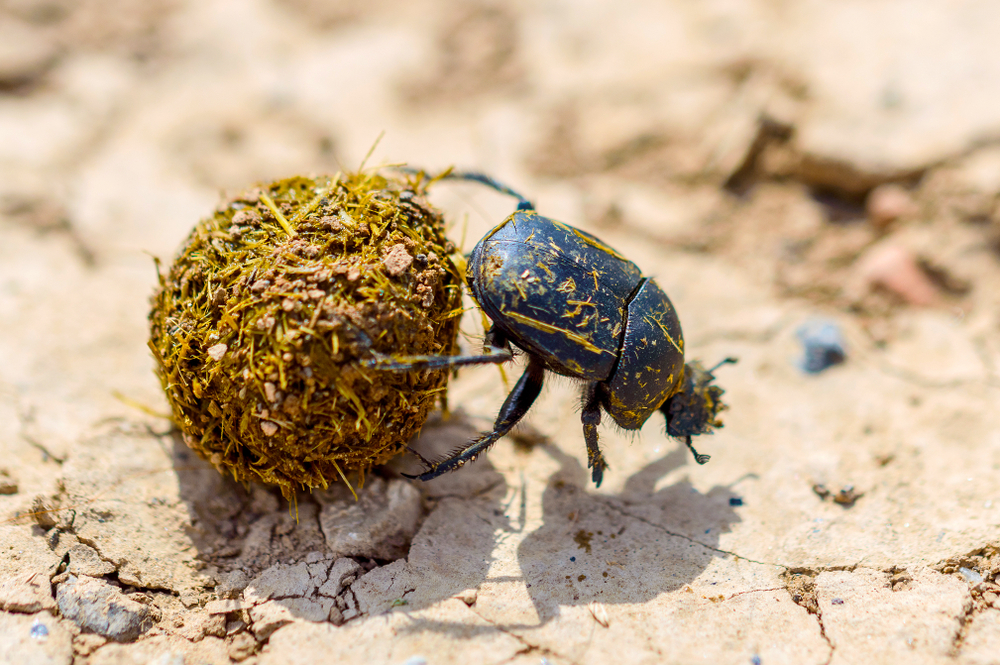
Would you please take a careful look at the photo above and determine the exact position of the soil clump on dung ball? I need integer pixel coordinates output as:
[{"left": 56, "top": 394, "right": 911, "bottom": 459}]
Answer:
[{"left": 149, "top": 171, "right": 462, "bottom": 499}]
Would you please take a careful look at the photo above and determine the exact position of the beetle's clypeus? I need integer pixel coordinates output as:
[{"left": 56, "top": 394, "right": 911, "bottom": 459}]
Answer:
[{"left": 367, "top": 172, "right": 734, "bottom": 487}]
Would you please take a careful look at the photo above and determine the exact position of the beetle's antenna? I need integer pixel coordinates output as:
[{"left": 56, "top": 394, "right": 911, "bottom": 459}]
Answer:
[
  {"left": 443, "top": 171, "right": 536, "bottom": 211},
  {"left": 708, "top": 357, "right": 738, "bottom": 375}
]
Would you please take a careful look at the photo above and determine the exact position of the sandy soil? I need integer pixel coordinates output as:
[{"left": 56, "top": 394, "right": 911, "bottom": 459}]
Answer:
[{"left": 2, "top": 1, "right": 1000, "bottom": 663}]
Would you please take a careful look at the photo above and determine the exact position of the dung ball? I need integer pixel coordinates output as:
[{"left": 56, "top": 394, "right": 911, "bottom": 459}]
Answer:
[{"left": 149, "top": 171, "right": 462, "bottom": 499}]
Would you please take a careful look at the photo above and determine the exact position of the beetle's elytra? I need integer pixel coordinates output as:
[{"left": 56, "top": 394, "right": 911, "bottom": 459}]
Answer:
[{"left": 367, "top": 171, "right": 734, "bottom": 487}]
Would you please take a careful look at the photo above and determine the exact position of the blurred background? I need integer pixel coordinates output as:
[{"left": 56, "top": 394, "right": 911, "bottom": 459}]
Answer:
[
  {"left": 4, "top": 0, "right": 1000, "bottom": 335},
  {"left": 3, "top": 2, "right": 1000, "bottom": 661}
]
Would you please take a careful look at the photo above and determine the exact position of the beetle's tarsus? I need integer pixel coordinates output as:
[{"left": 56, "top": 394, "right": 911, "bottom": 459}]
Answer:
[
  {"left": 686, "top": 436, "right": 711, "bottom": 465},
  {"left": 581, "top": 382, "right": 608, "bottom": 488}
]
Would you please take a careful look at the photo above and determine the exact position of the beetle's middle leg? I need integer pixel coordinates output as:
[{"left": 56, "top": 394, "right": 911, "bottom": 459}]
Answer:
[
  {"left": 364, "top": 326, "right": 513, "bottom": 372},
  {"left": 404, "top": 357, "right": 545, "bottom": 481},
  {"left": 581, "top": 382, "right": 609, "bottom": 487}
]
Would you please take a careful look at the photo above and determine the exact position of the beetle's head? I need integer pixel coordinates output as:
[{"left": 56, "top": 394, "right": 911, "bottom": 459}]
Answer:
[{"left": 663, "top": 357, "right": 736, "bottom": 443}]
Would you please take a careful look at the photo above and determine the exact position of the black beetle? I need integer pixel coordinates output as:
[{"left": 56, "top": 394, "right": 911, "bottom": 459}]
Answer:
[{"left": 367, "top": 172, "right": 734, "bottom": 487}]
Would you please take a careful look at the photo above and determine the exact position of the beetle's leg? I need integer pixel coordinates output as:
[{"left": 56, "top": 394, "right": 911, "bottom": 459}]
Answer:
[
  {"left": 581, "top": 383, "right": 609, "bottom": 488},
  {"left": 363, "top": 345, "right": 512, "bottom": 371},
  {"left": 685, "top": 436, "right": 711, "bottom": 465},
  {"left": 364, "top": 327, "right": 513, "bottom": 371},
  {"left": 404, "top": 358, "right": 545, "bottom": 481}
]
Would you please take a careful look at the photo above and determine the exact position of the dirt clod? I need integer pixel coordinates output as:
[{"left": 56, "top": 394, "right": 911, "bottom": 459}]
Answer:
[{"left": 56, "top": 575, "right": 156, "bottom": 642}]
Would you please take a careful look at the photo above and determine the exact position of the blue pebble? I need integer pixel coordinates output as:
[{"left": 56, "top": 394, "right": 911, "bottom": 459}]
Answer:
[
  {"left": 796, "top": 320, "right": 846, "bottom": 373},
  {"left": 30, "top": 620, "right": 49, "bottom": 642}
]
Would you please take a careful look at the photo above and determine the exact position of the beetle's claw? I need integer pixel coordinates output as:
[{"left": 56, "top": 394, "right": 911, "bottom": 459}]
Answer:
[
  {"left": 685, "top": 436, "right": 711, "bottom": 465},
  {"left": 588, "top": 455, "right": 608, "bottom": 488},
  {"left": 401, "top": 467, "right": 439, "bottom": 482}
]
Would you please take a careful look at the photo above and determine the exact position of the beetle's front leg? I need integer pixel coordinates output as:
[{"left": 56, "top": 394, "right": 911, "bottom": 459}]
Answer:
[
  {"left": 582, "top": 382, "right": 609, "bottom": 487},
  {"left": 404, "top": 357, "right": 544, "bottom": 480}
]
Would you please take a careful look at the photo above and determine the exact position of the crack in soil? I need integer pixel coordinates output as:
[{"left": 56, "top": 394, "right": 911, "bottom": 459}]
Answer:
[
  {"left": 781, "top": 570, "right": 835, "bottom": 665},
  {"left": 602, "top": 500, "right": 783, "bottom": 569},
  {"left": 465, "top": 604, "right": 575, "bottom": 665}
]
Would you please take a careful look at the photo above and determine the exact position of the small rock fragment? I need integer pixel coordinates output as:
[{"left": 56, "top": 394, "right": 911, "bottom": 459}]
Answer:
[
  {"left": 205, "top": 599, "right": 246, "bottom": 615},
  {"left": 56, "top": 575, "right": 155, "bottom": 642},
  {"left": 228, "top": 631, "right": 257, "bottom": 661},
  {"left": 796, "top": 319, "right": 846, "bottom": 373},
  {"left": 0, "top": 468, "right": 17, "bottom": 494},
  {"left": 382, "top": 243, "right": 413, "bottom": 276},
  {"left": 400, "top": 657, "right": 428, "bottom": 665},
  {"left": 207, "top": 343, "right": 228, "bottom": 361},
  {"left": 959, "top": 567, "right": 984, "bottom": 584},
  {"left": 866, "top": 183, "right": 918, "bottom": 228},
  {"left": 855, "top": 242, "right": 941, "bottom": 306},
  {"left": 31, "top": 495, "right": 58, "bottom": 530},
  {"left": 217, "top": 570, "right": 250, "bottom": 599},
  {"left": 832, "top": 485, "right": 863, "bottom": 506},
  {"left": 248, "top": 601, "right": 295, "bottom": 639},
  {"left": 176, "top": 612, "right": 226, "bottom": 642},
  {"left": 813, "top": 483, "right": 863, "bottom": 507},
  {"left": 454, "top": 588, "right": 477, "bottom": 607},
  {"left": 260, "top": 421, "right": 278, "bottom": 437}
]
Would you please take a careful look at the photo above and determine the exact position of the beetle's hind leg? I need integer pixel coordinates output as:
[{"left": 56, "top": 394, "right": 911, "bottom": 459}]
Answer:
[
  {"left": 582, "top": 383, "right": 609, "bottom": 487},
  {"left": 404, "top": 358, "right": 545, "bottom": 481}
]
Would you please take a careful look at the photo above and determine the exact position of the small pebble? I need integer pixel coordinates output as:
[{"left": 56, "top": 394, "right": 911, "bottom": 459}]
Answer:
[
  {"left": 831, "top": 598, "right": 844, "bottom": 605},
  {"left": 796, "top": 320, "right": 846, "bottom": 373},
  {"left": 959, "top": 567, "right": 983, "bottom": 584},
  {"left": 30, "top": 618, "right": 49, "bottom": 642},
  {"left": 855, "top": 243, "right": 941, "bottom": 306},
  {"left": 866, "top": 183, "right": 918, "bottom": 228},
  {"left": 207, "top": 343, "right": 227, "bottom": 361},
  {"left": 0, "top": 468, "right": 17, "bottom": 495}
]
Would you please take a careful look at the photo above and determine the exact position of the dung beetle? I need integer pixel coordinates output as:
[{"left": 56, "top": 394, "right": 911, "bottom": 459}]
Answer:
[{"left": 367, "top": 171, "right": 734, "bottom": 487}]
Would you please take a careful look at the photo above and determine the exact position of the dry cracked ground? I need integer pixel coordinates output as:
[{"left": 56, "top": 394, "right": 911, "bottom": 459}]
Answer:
[{"left": 2, "top": 1, "right": 1000, "bottom": 663}]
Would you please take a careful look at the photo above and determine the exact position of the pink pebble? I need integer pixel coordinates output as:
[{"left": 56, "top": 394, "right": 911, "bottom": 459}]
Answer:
[
  {"left": 855, "top": 243, "right": 940, "bottom": 306},
  {"left": 866, "top": 184, "right": 918, "bottom": 227}
]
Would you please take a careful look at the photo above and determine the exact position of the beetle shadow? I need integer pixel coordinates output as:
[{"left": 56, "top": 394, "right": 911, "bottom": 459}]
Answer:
[{"left": 513, "top": 442, "right": 744, "bottom": 626}]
